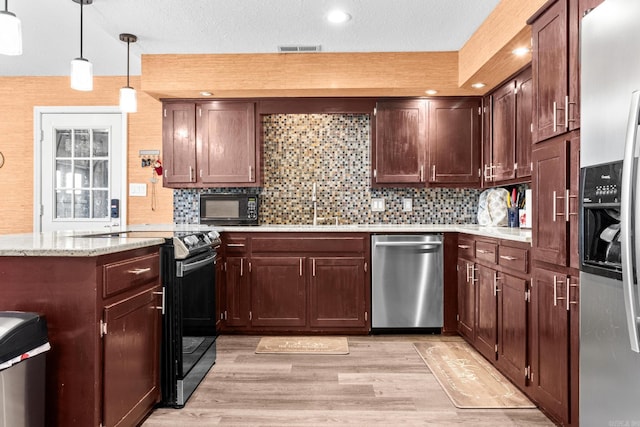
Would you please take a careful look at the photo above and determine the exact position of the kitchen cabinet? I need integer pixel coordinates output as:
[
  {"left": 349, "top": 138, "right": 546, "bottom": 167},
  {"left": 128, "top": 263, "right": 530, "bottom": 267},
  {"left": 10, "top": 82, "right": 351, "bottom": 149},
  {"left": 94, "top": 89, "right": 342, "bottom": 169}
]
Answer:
[
  {"left": 373, "top": 99, "right": 426, "bottom": 184},
  {"left": 484, "top": 66, "right": 532, "bottom": 184},
  {"left": 531, "top": 132, "right": 579, "bottom": 269},
  {"left": 219, "top": 232, "right": 370, "bottom": 333},
  {"left": 530, "top": 265, "right": 577, "bottom": 424},
  {"left": 529, "top": 0, "right": 604, "bottom": 143},
  {"left": 162, "top": 101, "right": 259, "bottom": 188},
  {"left": 456, "top": 234, "right": 531, "bottom": 393},
  {"left": 372, "top": 97, "right": 481, "bottom": 187},
  {"left": 309, "top": 257, "right": 367, "bottom": 328},
  {"left": 0, "top": 246, "right": 162, "bottom": 427},
  {"left": 428, "top": 98, "right": 481, "bottom": 185},
  {"left": 456, "top": 235, "right": 476, "bottom": 341},
  {"left": 250, "top": 256, "right": 307, "bottom": 327},
  {"left": 222, "top": 235, "right": 251, "bottom": 329}
]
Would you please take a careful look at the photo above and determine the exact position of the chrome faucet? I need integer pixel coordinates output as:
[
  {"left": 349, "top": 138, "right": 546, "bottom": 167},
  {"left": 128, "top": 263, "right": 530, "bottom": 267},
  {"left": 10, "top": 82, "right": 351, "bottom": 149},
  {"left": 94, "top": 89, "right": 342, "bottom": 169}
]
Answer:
[{"left": 312, "top": 182, "right": 339, "bottom": 226}]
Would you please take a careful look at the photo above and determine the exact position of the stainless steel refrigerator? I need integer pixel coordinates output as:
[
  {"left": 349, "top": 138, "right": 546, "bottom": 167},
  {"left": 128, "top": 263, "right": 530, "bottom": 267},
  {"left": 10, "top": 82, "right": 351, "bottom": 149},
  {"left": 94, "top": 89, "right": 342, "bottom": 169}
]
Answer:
[{"left": 581, "top": 0, "right": 640, "bottom": 424}]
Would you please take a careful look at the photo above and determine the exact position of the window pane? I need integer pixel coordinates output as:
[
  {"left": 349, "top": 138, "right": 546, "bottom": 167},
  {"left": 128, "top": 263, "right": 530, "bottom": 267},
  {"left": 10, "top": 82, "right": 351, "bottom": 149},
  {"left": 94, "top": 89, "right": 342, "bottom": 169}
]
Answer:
[
  {"left": 56, "top": 130, "right": 72, "bottom": 157},
  {"left": 55, "top": 190, "right": 72, "bottom": 219},
  {"left": 93, "top": 130, "right": 109, "bottom": 157},
  {"left": 93, "top": 190, "right": 108, "bottom": 218},
  {"left": 74, "top": 130, "right": 90, "bottom": 157},
  {"left": 76, "top": 160, "right": 90, "bottom": 188},
  {"left": 55, "top": 160, "right": 73, "bottom": 188},
  {"left": 92, "top": 160, "right": 108, "bottom": 188},
  {"left": 74, "top": 190, "right": 90, "bottom": 218}
]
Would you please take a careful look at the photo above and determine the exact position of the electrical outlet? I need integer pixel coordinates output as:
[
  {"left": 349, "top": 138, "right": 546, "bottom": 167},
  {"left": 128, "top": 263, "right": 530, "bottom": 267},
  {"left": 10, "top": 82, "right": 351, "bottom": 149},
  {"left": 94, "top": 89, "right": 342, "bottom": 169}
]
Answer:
[
  {"left": 129, "top": 183, "right": 147, "bottom": 197},
  {"left": 402, "top": 198, "right": 413, "bottom": 212},
  {"left": 371, "top": 198, "right": 385, "bottom": 212}
]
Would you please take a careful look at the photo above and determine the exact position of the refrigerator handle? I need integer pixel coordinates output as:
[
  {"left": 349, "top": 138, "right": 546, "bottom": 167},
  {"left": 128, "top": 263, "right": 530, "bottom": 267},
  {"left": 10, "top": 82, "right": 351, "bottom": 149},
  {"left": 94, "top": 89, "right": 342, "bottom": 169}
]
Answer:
[{"left": 621, "top": 90, "right": 640, "bottom": 353}]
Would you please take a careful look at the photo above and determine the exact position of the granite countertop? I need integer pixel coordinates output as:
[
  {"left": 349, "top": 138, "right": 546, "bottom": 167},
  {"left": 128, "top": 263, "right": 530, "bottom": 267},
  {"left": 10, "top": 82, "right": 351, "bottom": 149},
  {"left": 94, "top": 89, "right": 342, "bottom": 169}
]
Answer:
[{"left": 0, "top": 224, "right": 531, "bottom": 257}]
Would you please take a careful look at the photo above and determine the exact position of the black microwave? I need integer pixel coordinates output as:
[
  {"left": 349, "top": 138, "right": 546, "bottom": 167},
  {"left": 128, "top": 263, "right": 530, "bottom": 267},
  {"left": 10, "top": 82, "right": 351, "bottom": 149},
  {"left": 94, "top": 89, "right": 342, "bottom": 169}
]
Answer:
[{"left": 199, "top": 193, "right": 259, "bottom": 226}]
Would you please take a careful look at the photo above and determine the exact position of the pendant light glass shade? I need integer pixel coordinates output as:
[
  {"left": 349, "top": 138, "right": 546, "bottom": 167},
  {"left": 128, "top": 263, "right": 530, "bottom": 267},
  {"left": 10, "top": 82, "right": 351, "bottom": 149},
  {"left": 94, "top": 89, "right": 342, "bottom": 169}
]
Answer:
[
  {"left": 70, "top": 57, "right": 93, "bottom": 91},
  {"left": 70, "top": 0, "right": 93, "bottom": 91},
  {"left": 119, "top": 33, "right": 138, "bottom": 113},
  {"left": 0, "top": 5, "right": 22, "bottom": 56},
  {"left": 119, "top": 86, "right": 137, "bottom": 113}
]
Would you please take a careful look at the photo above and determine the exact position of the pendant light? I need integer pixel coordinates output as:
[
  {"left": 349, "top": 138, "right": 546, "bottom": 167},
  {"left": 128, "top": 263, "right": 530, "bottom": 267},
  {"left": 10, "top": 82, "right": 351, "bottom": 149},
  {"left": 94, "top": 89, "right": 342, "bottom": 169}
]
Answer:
[
  {"left": 119, "top": 33, "right": 137, "bottom": 113},
  {"left": 70, "top": 0, "right": 93, "bottom": 91},
  {"left": 0, "top": 0, "right": 22, "bottom": 55}
]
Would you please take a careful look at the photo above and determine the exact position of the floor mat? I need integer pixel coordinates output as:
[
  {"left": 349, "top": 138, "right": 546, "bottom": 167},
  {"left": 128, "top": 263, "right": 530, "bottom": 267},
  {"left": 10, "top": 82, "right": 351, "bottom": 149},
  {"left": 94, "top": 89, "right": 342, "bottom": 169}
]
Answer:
[{"left": 255, "top": 336, "right": 349, "bottom": 354}]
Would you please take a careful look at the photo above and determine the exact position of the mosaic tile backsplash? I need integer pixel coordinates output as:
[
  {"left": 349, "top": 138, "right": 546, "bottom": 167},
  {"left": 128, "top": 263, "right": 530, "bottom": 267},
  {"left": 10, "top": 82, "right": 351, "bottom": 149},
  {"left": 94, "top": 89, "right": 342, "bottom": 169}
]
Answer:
[{"left": 174, "top": 114, "right": 481, "bottom": 225}]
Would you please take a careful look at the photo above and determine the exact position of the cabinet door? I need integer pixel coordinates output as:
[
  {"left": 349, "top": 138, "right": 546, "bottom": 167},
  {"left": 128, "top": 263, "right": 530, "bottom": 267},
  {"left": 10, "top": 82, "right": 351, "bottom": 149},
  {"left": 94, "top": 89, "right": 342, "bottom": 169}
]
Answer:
[
  {"left": 457, "top": 258, "right": 475, "bottom": 341},
  {"left": 162, "top": 103, "right": 196, "bottom": 185},
  {"left": 309, "top": 257, "right": 366, "bottom": 329},
  {"left": 215, "top": 258, "right": 224, "bottom": 330},
  {"left": 515, "top": 67, "right": 533, "bottom": 178},
  {"left": 224, "top": 257, "right": 250, "bottom": 328},
  {"left": 373, "top": 99, "right": 426, "bottom": 184},
  {"left": 531, "top": 0, "right": 569, "bottom": 142},
  {"left": 474, "top": 264, "right": 498, "bottom": 361},
  {"left": 492, "top": 81, "right": 516, "bottom": 181},
  {"left": 532, "top": 137, "right": 569, "bottom": 266},
  {"left": 103, "top": 285, "right": 161, "bottom": 427},
  {"left": 482, "top": 95, "right": 493, "bottom": 186},
  {"left": 531, "top": 267, "right": 569, "bottom": 424},
  {"left": 428, "top": 98, "right": 481, "bottom": 184},
  {"left": 250, "top": 257, "right": 306, "bottom": 327},
  {"left": 497, "top": 273, "right": 528, "bottom": 389},
  {"left": 197, "top": 102, "right": 257, "bottom": 185}
]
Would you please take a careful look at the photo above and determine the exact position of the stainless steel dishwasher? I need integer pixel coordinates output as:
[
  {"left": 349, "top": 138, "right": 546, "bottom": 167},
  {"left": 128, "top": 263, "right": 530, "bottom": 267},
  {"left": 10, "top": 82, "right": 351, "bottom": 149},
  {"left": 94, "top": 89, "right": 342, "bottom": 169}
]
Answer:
[{"left": 371, "top": 234, "right": 443, "bottom": 330}]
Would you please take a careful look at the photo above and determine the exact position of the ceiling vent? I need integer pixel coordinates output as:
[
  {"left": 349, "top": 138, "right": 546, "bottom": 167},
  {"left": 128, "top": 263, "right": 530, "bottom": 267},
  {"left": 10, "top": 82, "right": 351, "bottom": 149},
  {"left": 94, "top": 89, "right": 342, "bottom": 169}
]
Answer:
[{"left": 278, "top": 45, "right": 322, "bottom": 53}]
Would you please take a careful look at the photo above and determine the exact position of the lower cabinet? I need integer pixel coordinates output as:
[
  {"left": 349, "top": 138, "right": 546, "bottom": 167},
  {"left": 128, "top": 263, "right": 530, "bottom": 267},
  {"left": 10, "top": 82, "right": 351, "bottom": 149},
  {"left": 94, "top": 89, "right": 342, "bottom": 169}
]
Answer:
[
  {"left": 220, "top": 233, "right": 370, "bottom": 333},
  {"left": 0, "top": 246, "right": 162, "bottom": 427},
  {"left": 475, "top": 264, "right": 498, "bottom": 361}
]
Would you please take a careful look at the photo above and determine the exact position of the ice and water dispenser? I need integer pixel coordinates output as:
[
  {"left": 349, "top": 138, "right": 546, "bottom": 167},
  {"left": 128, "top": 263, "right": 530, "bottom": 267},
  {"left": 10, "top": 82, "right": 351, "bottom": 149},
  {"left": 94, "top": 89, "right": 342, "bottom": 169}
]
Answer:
[{"left": 581, "top": 161, "right": 623, "bottom": 279}]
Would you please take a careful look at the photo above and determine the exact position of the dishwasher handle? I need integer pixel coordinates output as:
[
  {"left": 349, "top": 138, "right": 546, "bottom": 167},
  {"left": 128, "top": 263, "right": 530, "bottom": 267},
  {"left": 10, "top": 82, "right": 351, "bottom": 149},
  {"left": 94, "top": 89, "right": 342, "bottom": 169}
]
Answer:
[{"left": 374, "top": 241, "right": 442, "bottom": 248}]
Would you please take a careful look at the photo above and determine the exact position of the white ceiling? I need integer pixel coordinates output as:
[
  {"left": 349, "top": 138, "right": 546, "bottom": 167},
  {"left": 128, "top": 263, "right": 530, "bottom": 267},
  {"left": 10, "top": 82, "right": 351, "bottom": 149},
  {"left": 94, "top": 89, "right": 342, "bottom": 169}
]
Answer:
[{"left": 0, "top": 0, "right": 500, "bottom": 77}]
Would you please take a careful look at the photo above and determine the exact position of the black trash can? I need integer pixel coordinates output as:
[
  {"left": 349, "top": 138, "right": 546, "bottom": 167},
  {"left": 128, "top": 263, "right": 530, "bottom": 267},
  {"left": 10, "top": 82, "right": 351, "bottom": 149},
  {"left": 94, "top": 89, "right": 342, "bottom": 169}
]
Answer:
[{"left": 0, "top": 312, "right": 49, "bottom": 427}]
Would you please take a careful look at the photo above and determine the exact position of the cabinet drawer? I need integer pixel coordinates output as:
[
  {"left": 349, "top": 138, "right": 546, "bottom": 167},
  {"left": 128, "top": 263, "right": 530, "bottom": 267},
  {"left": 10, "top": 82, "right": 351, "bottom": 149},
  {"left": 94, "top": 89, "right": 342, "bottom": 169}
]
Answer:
[
  {"left": 498, "top": 245, "right": 529, "bottom": 274},
  {"left": 475, "top": 241, "right": 498, "bottom": 263},
  {"left": 457, "top": 236, "right": 475, "bottom": 259},
  {"left": 103, "top": 253, "right": 160, "bottom": 298},
  {"left": 252, "top": 237, "right": 365, "bottom": 254},
  {"left": 224, "top": 237, "right": 249, "bottom": 254}
]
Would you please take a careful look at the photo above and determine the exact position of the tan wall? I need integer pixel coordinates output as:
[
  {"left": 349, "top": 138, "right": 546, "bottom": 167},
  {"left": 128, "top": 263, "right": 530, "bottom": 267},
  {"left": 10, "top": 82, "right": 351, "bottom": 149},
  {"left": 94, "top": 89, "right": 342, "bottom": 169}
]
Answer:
[{"left": 0, "top": 76, "right": 173, "bottom": 235}]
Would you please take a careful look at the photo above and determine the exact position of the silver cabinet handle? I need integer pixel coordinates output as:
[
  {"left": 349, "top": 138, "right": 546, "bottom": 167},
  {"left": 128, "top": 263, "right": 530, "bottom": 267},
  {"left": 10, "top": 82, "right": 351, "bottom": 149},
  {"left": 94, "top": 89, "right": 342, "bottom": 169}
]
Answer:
[
  {"left": 153, "top": 289, "right": 165, "bottom": 315},
  {"left": 312, "top": 258, "right": 316, "bottom": 277},
  {"left": 420, "top": 165, "right": 424, "bottom": 182},
  {"left": 299, "top": 258, "right": 303, "bottom": 276},
  {"left": 432, "top": 165, "right": 436, "bottom": 181},
  {"left": 374, "top": 241, "right": 442, "bottom": 248},
  {"left": 470, "top": 265, "right": 478, "bottom": 283},
  {"left": 552, "top": 191, "right": 567, "bottom": 222},
  {"left": 499, "top": 255, "right": 517, "bottom": 261},
  {"left": 227, "top": 243, "right": 245, "bottom": 248},
  {"left": 477, "top": 249, "right": 493, "bottom": 254},
  {"left": 553, "top": 101, "right": 557, "bottom": 132},
  {"left": 621, "top": 90, "right": 640, "bottom": 352},
  {"left": 564, "top": 95, "right": 570, "bottom": 129},
  {"left": 458, "top": 245, "right": 471, "bottom": 249},
  {"left": 249, "top": 165, "right": 254, "bottom": 182},
  {"left": 127, "top": 267, "right": 151, "bottom": 275},
  {"left": 553, "top": 275, "right": 566, "bottom": 307},
  {"left": 465, "top": 263, "right": 471, "bottom": 283},
  {"left": 494, "top": 272, "right": 501, "bottom": 296},
  {"left": 240, "top": 258, "right": 244, "bottom": 276},
  {"left": 189, "top": 166, "right": 194, "bottom": 182}
]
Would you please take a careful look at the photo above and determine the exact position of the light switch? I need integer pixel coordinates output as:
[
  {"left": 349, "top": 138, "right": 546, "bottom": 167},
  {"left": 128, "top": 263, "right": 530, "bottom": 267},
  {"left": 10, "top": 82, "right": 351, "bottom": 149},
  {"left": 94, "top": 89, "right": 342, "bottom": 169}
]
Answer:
[
  {"left": 129, "top": 183, "right": 147, "bottom": 197},
  {"left": 371, "top": 198, "right": 385, "bottom": 212},
  {"left": 402, "top": 198, "right": 413, "bottom": 212}
]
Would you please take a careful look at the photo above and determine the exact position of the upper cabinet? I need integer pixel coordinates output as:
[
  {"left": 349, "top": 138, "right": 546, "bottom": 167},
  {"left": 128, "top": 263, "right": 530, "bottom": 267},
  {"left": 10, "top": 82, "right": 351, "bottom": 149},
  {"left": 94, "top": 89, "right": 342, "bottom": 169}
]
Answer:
[
  {"left": 484, "top": 66, "right": 533, "bottom": 185},
  {"left": 162, "top": 101, "right": 259, "bottom": 188},
  {"left": 428, "top": 98, "right": 481, "bottom": 185},
  {"left": 373, "top": 99, "right": 426, "bottom": 184},
  {"left": 372, "top": 97, "right": 481, "bottom": 187},
  {"left": 530, "top": 0, "right": 605, "bottom": 143}
]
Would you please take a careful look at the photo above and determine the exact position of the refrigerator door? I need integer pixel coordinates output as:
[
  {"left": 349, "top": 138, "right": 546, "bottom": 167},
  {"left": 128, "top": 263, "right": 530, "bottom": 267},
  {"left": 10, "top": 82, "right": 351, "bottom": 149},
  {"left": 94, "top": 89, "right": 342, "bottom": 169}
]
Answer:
[{"left": 581, "top": 0, "right": 640, "bottom": 167}]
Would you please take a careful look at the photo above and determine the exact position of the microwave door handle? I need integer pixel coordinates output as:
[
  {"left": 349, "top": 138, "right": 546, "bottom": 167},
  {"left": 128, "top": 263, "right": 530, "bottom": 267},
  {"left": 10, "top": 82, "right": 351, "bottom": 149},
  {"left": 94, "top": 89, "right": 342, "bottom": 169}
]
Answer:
[{"left": 621, "top": 90, "right": 640, "bottom": 353}]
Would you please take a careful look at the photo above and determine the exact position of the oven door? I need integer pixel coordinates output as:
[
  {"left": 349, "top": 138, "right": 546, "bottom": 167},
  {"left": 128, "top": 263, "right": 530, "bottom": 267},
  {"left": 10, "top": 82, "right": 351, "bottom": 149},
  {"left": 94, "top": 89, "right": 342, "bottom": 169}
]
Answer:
[{"left": 177, "top": 250, "right": 217, "bottom": 337}]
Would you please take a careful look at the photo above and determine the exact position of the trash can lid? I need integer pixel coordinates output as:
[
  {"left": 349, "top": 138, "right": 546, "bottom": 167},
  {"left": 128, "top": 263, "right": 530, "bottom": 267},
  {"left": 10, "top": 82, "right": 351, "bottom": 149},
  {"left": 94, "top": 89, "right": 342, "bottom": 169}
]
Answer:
[{"left": 0, "top": 312, "right": 48, "bottom": 365}]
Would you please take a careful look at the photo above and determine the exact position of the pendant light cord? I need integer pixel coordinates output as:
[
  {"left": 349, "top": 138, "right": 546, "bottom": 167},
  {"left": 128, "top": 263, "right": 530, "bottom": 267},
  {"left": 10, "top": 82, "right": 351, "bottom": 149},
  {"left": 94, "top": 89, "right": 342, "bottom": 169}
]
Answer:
[
  {"left": 4, "top": 0, "right": 8, "bottom": 13},
  {"left": 80, "top": 0, "right": 84, "bottom": 58},
  {"left": 126, "top": 39, "right": 130, "bottom": 87}
]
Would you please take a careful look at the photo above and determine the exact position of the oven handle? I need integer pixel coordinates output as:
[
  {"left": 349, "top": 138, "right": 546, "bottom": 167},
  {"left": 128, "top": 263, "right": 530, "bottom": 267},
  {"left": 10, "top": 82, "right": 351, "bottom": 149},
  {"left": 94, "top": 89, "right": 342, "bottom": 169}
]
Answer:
[{"left": 176, "top": 253, "right": 217, "bottom": 277}]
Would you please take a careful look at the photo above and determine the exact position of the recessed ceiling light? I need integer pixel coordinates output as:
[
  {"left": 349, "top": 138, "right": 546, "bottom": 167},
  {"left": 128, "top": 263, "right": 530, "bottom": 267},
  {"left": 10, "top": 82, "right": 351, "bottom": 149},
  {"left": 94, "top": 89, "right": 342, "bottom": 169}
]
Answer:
[
  {"left": 425, "top": 90, "right": 438, "bottom": 95},
  {"left": 471, "top": 83, "right": 486, "bottom": 89},
  {"left": 200, "top": 91, "right": 213, "bottom": 97},
  {"left": 327, "top": 10, "right": 351, "bottom": 24},
  {"left": 512, "top": 47, "right": 531, "bottom": 56}
]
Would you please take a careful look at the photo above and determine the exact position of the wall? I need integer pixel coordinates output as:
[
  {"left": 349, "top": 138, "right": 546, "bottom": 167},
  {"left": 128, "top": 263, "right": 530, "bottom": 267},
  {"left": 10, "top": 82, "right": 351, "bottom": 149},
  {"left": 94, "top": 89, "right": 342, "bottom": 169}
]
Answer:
[
  {"left": 0, "top": 76, "right": 173, "bottom": 234},
  {"left": 174, "top": 114, "right": 480, "bottom": 225}
]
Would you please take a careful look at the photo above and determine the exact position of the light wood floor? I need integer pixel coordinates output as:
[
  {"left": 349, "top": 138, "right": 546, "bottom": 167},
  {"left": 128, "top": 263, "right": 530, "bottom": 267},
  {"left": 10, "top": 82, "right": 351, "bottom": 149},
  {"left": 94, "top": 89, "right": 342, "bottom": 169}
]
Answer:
[{"left": 142, "top": 335, "right": 554, "bottom": 426}]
